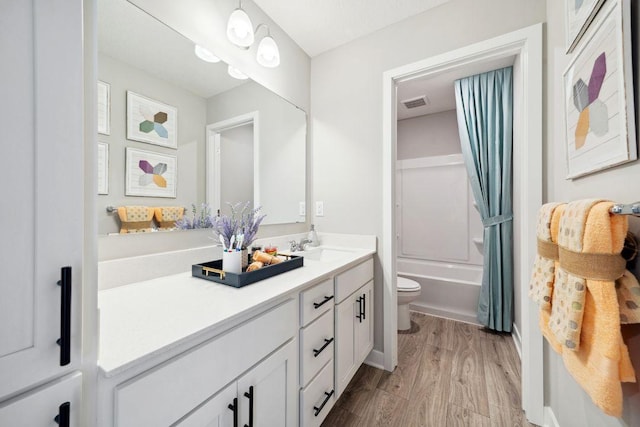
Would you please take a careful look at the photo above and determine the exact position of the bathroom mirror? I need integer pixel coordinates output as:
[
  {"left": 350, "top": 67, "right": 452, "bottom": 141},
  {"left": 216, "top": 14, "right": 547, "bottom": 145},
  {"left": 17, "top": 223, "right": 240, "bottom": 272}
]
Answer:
[{"left": 97, "top": 0, "right": 306, "bottom": 235}]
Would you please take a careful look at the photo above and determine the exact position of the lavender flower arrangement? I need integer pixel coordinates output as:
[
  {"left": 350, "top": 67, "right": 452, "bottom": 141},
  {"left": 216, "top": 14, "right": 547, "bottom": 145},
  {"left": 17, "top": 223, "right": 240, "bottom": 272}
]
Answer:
[
  {"left": 175, "top": 203, "right": 215, "bottom": 230},
  {"left": 211, "top": 201, "right": 266, "bottom": 249}
]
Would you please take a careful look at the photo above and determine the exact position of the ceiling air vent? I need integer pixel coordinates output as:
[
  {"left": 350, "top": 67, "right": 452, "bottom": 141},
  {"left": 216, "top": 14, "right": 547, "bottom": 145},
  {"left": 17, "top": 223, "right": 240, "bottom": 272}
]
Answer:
[{"left": 401, "top": 95, "right": 429, "bottom": 109}]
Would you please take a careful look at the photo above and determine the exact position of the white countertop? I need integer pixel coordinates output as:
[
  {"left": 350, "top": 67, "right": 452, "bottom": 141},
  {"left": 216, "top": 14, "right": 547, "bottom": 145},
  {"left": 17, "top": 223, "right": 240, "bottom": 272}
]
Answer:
[{"left": 98, "top": 242, "right": 375, "bottom": 377}]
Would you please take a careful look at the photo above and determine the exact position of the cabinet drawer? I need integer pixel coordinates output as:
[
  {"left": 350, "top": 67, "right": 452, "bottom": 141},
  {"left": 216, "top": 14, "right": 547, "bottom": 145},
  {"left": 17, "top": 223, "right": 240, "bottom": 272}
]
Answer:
[
  {"left": 300, "top": 308, "right": 334, "bottom": 387},
  {"left": 300, "top": 360, "right": 335, "bottom": 427},
  {"left": 335, "top": 258, "right": 373, "bottom": 303},
  {"left": 115, "top": 299, "right": 296, "bottom": 427},
  {"left": 300, "top": 278, "right": 334, "bottom": 326}
]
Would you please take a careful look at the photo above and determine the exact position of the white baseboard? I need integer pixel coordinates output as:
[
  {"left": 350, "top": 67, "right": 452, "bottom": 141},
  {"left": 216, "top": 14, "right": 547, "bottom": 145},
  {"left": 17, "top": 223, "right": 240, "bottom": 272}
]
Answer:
[
  {"left": 544, "top": 406, "right": 560, "bottom": 427},
  {"left": 364, "top": 349, "right": 385, "bottom": 370},
  {"left": 409, "top": 302, "right": 480, "bottom": 325},
  {"left": 512, "top": 322, "right": 522, "bottom": 359}
]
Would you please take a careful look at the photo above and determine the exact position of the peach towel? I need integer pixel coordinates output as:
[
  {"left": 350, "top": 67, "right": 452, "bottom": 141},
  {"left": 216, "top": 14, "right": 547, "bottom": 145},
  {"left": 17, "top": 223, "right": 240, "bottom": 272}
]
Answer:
[{"left": 538, "top": 201, "right": 636, "bottom": 417}]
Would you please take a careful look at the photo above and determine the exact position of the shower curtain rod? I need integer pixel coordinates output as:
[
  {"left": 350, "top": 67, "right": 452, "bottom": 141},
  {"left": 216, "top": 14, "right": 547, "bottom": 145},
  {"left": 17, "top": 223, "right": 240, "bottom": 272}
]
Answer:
[{"left": 610, "top": 202, "right": 640, "bottom": 216}]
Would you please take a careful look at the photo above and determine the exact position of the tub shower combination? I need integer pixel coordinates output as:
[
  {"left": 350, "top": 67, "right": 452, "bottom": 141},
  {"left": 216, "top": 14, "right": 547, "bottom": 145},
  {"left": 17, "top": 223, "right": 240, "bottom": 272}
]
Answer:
[{"left": 396, "top": 153, "right": 484, "bottom": 325}]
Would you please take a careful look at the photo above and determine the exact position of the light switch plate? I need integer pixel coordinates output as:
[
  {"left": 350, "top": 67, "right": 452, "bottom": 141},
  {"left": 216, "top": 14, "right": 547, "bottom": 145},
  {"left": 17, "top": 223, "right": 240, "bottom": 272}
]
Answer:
[
  {"left": 299, "top": 202, "right": 306, "bottom": 216},
  {"left": 315, "top": 201, "right": 324, "bottom": 217}
]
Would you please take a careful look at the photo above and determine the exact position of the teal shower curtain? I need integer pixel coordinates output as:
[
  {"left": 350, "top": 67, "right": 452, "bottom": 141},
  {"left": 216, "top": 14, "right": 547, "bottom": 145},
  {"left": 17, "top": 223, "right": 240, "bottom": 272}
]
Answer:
[{"left": 454, "top": 67, "right": 513, "bottom": 332}]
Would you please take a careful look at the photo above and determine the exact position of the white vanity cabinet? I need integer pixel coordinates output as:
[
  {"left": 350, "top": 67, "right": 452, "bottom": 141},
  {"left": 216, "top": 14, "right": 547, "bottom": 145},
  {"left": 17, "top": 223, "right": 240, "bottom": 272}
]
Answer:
[
  {"left": 178, "top": 340, "right": 297, "bottom": 427},
  {"left": 99, "top": 299, "right": 298, "bottom": 427},
  {"left": 334, "top": 259, "right": 374, "bottom": 398}
]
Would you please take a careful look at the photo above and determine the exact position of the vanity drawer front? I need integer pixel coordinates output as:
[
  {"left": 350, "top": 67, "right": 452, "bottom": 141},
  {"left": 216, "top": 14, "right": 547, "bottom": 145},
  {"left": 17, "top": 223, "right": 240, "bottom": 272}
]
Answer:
[
  {"left": 114, "top": 299, "right": 296, "bottom": 427},
  {"left": 335, "top": 258, "right": 373, "bottom": 303},
  {"left": 300, "top": 278, "right": 334, "bottom": 326},
  {"left": 300, "top": 360, "right": 335, "bottom": 427},
  {"left": 300, "top": 308, "right": 334, "bottom": 387}
]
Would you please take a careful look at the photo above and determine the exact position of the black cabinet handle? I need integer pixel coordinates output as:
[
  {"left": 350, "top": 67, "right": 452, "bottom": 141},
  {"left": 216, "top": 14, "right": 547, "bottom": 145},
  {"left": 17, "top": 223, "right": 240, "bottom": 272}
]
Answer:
[
  {"left": 228, "top": 397, "right": 238, "bottom": 427},
  {"left": 362, "top": 293, "right": 366, "bottom": 320},
  {"left": 312, "top": 338, "right": 334, "bottom": 357},
  {"left": 355, "top": 297, "right": 363, "bottom": 323},
  {"left": 54, "top": 402, "right": 70, "bottom": 427},
  {"left": 313, "top": 295, "right": 334, "bottom": 309},
  {"left": 56, "top": 266, "right": 72, "bottom": 366},
  {"left": 313, "top": 390, "right": 334, "bottom": 417},
  {"left": 243, "top": 386, "right": 254, "bottom": 427}
]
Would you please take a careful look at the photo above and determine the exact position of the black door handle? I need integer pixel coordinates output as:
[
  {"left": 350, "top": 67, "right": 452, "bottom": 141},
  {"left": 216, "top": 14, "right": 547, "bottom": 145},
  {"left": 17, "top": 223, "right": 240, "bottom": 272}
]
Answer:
[
  {"left": 355, "top": 296, "right": 362, "bottom": 323},
  {"left": 313, "top": 295, "right": 334, "bottom": 309},
  {"left": 313, "top": 390, "right": 334, "bottom": 416},
  {"left": 243, "top": 386, "right": 254, "bottom": 427},
  {"left": 56, "top": 266, "right": 72, "bottom": 366},
  {"left": 361, "top": 293, "right": 366, "bottom": 320},
  {"left": 312, "top": 338, "right": 334, "bottom": 357},
  {"left": 54, "top": 402, "right": 70, "bottom": 427},
  {"left": 228, "top": 397, "right": 238, "bottom": 427}
]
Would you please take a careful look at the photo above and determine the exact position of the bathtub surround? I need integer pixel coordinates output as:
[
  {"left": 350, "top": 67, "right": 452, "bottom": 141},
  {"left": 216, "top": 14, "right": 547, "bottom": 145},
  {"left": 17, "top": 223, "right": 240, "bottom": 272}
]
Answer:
[{"left": 455, "top": 66, "right": 514, "bottom": 332}]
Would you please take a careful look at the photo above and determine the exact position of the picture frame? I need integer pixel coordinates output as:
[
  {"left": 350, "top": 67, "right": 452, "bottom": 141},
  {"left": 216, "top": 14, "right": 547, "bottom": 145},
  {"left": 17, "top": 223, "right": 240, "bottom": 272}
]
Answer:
[
  {"left": 97, "top": 142, "right": 109, "bottom": 195},
  {"left": 565, "top": 0, "right": 606, "bottom": 53},
  {"left": 126, "top": 91, "right": 177, "bottom": 149},
  {"left": 125, "top": 147, "right": 177, "bottom": 198},
  {"left": 563, "top": 0, "right": 636, "bottom": 179},
  {"left": 97, "top": 80, "right": 111, "bottom": 135}
]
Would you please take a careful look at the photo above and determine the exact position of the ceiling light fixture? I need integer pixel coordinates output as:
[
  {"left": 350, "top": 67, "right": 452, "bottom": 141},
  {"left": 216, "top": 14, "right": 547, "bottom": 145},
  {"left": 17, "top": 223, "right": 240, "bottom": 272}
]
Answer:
[
  {"left": 226, "top": 0, "right": 254, "bottom": 48},
  {"left": 194, "top": 45, "right": 221, "bottom": 63},
  {"left": 255, "top": 24, "right": 280, "bottom": 68},
  {"left": 227, "top": 65, "right": 249, "bottom": 80}
]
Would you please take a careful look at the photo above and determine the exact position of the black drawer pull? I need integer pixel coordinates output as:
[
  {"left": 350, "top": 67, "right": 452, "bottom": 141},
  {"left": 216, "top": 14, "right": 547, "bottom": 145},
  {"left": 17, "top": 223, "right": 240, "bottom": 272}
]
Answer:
[
  {"left": 312, "top": 338, "right": 334, "bottom": 357},
  {"left": 355, "top": 296, "right": 363, "bottom": 322},
  {"left": 362, "top": 293, "right": 366, "bottom": 320},
  {"left": 313, "top": 295, "right": 334, "bottom": 309},
  {"left": 56, "top": 266, "right": 72, "bottom": 366},
  {"left": 54, "top": 402, "right": 70, "bottom": 427},
  {"left": 313, "top": 390, "right": 334, "bottom": 416},
  {"left": 243, "top": 386, "right": 254, "bottom": 427},
  {"left": 228, "top": 397, "right": 238, "bottom": 427}
]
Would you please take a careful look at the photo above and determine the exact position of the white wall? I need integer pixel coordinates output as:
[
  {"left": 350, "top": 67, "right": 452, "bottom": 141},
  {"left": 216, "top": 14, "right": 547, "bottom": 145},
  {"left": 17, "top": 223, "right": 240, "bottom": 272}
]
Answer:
[
  {"left": 544, "top": 1, "right": 640, "bottom": 425},
  {"left": 397, "top": 110, "right": 461, "bottom": 159},
  {"left": 310, "top": 0, "right": 545, "bottom": 353},
  {"left": 97, "top": 54, "right": 207, "bottom": 235}
]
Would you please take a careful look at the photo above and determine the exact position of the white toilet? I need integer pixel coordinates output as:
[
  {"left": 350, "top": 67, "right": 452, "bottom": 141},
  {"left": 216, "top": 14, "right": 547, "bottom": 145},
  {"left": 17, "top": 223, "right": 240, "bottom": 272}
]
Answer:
[{"left": 397, "top": 276, "right": 422, "bottom": 331}]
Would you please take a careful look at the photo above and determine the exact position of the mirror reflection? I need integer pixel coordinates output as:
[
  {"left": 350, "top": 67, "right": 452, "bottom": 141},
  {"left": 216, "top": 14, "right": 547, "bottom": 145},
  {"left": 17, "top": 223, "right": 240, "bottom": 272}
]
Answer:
[{"left": 97, "top": 0, "right": 306, "bottom": 235}]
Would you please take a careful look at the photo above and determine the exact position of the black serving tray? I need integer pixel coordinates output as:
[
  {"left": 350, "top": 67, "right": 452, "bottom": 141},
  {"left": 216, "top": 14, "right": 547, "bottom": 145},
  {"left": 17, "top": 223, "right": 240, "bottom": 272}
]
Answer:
[{"left": 192, "top": 254, "right": 304, "bottom": 288}]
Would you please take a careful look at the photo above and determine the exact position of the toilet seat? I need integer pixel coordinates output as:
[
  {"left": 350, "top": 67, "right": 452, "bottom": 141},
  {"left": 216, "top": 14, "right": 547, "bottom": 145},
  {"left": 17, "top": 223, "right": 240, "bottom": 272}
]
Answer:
[{"left": 397, "top": 277, "right": 420, "bottom": 292}]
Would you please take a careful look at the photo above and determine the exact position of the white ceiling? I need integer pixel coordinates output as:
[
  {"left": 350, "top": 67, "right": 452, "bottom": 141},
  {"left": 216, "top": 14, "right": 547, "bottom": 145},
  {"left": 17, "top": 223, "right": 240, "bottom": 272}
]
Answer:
[
  {"left": 396, "top": 56, "right": 516, "bottom": 120},
  {"left": 98, "top": 0, "right": 245, "bottom": 99},
  {"left": 252, "top": 0, "right": 451, "bottom": 57}
]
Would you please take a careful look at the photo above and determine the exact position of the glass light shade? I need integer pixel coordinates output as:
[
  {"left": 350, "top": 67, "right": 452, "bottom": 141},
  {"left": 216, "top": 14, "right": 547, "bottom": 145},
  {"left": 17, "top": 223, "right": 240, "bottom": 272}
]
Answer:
[
  {"left": 194, "top": 45, "right": 220, "bottom": 63},
  {"left": 226, "top": 8, "right": 254, "bottom": 47},
  {"left": 227, "top": 65, "right": 249, "bottom": 80},
  {"left": 256, "top": 36, "right": 280, "bottom": 68}
]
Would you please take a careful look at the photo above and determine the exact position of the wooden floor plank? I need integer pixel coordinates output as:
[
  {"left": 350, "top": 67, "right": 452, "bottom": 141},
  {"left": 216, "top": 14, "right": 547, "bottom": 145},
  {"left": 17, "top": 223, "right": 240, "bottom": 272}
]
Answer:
[
  {"left": 447, "top": 403, "right": 492, "bottom": 427},
  {"left": 324, "top": 313, "right": 526, "bottom": 427},
  {"left": 481, "top": 338, "right": 522, "bottom": 410},
  {"left": 401, "top": 344, "right": 453, "bottom": 426}
]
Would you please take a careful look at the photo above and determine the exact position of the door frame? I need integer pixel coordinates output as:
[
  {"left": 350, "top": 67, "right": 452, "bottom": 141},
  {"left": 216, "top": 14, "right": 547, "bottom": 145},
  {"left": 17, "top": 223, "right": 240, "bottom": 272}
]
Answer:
[
  {"left": 206, "top": 111, "right": 260, "bottom": 214},
  {"left": 381, "top": 23, "right": 543, "bottom": 424}
]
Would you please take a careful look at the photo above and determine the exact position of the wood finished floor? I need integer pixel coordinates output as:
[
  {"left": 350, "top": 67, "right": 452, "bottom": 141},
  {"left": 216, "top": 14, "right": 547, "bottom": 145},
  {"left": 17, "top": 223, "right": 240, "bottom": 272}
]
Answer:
[{"left": 322, "top": 312, "right": 535, "bottom": 427}]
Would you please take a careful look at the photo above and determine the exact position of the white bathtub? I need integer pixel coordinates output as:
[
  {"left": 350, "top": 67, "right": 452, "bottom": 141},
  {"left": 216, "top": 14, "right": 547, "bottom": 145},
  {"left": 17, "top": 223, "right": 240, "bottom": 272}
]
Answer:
[{"left": 397, "top": 257, "right": 482, "bottom": 324}]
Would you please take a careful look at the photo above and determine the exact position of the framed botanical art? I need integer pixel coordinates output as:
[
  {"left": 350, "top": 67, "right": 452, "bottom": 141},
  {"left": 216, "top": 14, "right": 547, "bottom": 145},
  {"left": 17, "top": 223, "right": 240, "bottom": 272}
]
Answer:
[
  {"left": 563, "top": 0, "right": 636, "bottom": 179},
  {"left": 125, "top": 147, "right": 177, "bottom": 198},
  {"left": 97, "top": 80, "right": 111, "bottom": 135},
  {"left": 565, "top": 0, "right": 606, "bottom": 53},
  {"left": 97, "top": 142, "right": 109, "bottom": 195},
  {"left": 126, "top": 91, "right": 177, "bottom": 149}
]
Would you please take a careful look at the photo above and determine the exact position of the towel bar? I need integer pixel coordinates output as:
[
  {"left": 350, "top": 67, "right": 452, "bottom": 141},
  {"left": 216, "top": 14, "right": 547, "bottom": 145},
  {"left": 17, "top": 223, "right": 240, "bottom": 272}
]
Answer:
[
  {"left": 105, "top": 205, "right": 187, "bottom": 213},
  {"left": 610, "top": 203, "right": 640, "bottom": 216}
]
